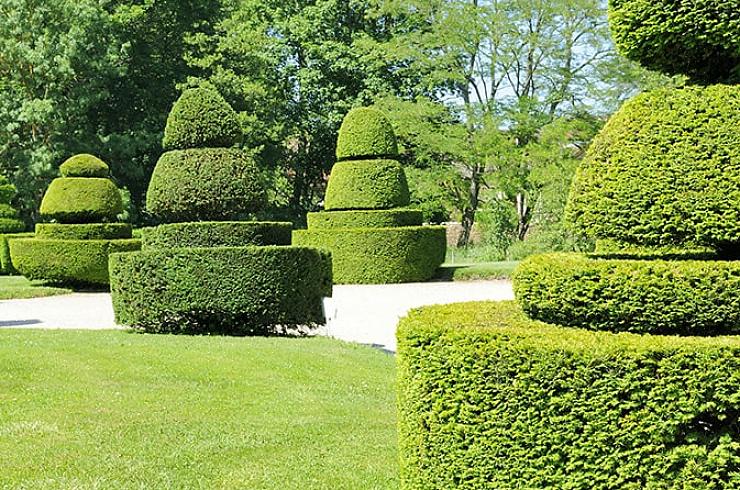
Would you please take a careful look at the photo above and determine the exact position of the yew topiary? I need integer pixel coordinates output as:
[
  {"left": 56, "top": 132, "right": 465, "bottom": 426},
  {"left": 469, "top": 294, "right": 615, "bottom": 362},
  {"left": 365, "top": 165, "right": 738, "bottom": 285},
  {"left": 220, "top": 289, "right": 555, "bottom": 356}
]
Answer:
[
  {"left": 335, "top": 107, "right": 399, "bottom": 161},
  {"left": 60, "top": 154, "right": 110, "bottom": 178}
]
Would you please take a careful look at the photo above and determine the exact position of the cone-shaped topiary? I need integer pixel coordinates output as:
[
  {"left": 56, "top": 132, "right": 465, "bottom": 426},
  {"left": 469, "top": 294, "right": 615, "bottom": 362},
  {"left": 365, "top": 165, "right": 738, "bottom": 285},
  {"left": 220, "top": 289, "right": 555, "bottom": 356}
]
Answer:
[{"left": 335, "top": 107, "right": 399, "bottom": 161}]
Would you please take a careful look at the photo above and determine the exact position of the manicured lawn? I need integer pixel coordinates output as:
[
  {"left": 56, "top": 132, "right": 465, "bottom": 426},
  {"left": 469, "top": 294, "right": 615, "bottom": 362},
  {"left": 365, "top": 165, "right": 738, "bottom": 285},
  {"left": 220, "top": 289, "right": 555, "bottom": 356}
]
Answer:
[
  {"left": 0, "top": 331, "right": 398, "bottom": 489},
  {"left": 0, "top": 275, "right": 71, "bottom": 300},
  {"left": 436, "top": 261, "right": 519, "bottom": 281}
]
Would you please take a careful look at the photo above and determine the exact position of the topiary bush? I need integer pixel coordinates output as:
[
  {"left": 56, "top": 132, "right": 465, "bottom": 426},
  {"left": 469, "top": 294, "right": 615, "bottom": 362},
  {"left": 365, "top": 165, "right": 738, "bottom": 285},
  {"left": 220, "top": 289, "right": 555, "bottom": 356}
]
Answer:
[
  {"left": 324, "top": 160, "right": 410, "bottom": 211},
  {"left": 40, "top": 178, "right": 123, "bottom": 224},
  {"left": 141, "top": 221, "right": 292, "bottom": 249},
  {"left": 307, "top": 209, "right": 423, "bottom": 229},
  {"left": 36, "top": 223, "right": 133, "bottom": 240},
  {"left": 59, "top": 154, "right": 110, "bottom": 178},
  {"left": 0, "top": 233, "right": 33, "bottom": 275},
  {"left": 0, "top": 175, "right": 25, "bottom": 235},
  {"left": 335, "top": 107, "right": 399, "bottom": 161}
]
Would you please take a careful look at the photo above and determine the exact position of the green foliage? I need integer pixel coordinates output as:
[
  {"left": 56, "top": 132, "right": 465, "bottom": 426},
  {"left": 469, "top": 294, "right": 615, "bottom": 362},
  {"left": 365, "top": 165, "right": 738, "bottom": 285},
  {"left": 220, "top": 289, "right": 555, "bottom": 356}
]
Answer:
[
  {"left": 567, "top": 85, "right": 740, "bottom": 254},
  {"left": 513, "top": 252, "right": 740, "bottom": 335},
  {"left": 59, "top": 154, "right": 109, "bottom": 178},
  {"left": 142, "top": 222, "right": 292, "bottom": 249},
  {"left": 0, "top": 232, "right": 33, "bottom": 275},
  {"left": 306, "top": 209, "right": 423, "bottom": 229},
  {"left": 146, "top": 148, "right": 266, "bottom": 223},
  {"left": 293, "top": 226, "right": 446, "bottom": 284},
  {"left": 162, "top": 88, "right": 243, "bottom": 151},
  {"left": 39, "top": 178, "right": 124, "bottom": 224},
  {"left": 10, "top": 238, "right": 141, "bottom": 286},
  {"left": 0, "top": 176, "right": 24, "bottom": 233},
  {"left": 398, "top": 300, "right": 740, "bottom": 490},
  {"left": 324, "top": 160, "right": 410, "bottom": 211},
  {"left": 109, "top": 246, "right": 332, "bottom": 335},
  {"left": 336, "top": 108, "right": 399, "bottom": 161},
  {"left": 608, "top": 0, "right": 740, "bottom": 83},
  {"left": 35, "top": 223, "right": 132, "bottom": 240}
]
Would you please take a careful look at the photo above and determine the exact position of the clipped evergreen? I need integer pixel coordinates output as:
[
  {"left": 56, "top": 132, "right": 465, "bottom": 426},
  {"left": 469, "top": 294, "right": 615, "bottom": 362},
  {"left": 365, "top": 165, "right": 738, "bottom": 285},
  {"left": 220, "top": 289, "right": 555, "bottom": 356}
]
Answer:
[
  {"left": 0, "top": 177, "right": 25, "bottom": 251},
  {"left": 59, "top": 154, "right": 110, "bottom": 178},
  {"left": 294, "top": 107, "right": 446, "bottom": 284}
]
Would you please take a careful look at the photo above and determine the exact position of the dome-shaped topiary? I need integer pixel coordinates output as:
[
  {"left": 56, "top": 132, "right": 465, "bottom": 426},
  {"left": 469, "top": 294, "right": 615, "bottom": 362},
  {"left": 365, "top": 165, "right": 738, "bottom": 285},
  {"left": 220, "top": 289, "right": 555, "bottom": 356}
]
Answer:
[
  {"left": 162, "top": 88, "right": 243, "bottom": 151},
  {"left": 60, "top": 154, "right": 110, "bottom": 178},
  {"left": 40, "top": 178, "right": 124, "bottom": 224},
  {"left": 566, "top": 84, "right": 740, "bottom": 254},
  {"left": 608, "top": 0, "right": 740, "bottom": 83},
  {"left": 335, "top": 108, "right": 399, "bottom": 161}
]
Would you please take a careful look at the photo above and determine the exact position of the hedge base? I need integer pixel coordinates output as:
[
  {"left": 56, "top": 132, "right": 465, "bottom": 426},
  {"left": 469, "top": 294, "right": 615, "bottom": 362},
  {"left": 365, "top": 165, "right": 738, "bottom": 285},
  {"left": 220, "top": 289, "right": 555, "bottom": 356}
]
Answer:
[
  {"left": 293, "top": 226, "right": 446, "bottom": 284},
  {"left": 0, "top": 233, "right": 34, "bottom": 275},
  {"left": 398, "top": 301, "right": 740, "bottom": 489},
  {"left": 109, "top": 246, "right": 332, "bottom": 335}
]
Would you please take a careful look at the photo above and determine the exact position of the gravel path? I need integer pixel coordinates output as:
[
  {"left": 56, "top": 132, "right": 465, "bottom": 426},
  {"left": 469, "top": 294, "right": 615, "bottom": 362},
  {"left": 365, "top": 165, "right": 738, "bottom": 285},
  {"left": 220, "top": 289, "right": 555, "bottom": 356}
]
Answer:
[{"left": 0, "top": 280, "right": 513, "bottom": 351}]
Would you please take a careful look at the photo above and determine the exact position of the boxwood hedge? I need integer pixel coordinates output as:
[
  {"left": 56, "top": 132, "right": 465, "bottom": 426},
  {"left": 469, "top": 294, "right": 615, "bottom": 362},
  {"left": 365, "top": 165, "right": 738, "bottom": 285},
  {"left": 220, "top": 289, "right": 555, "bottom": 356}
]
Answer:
[
  {"left": 513, "top": 252, "right": 740, "bottom": 336},
  {"left": 0, "top": 232, "right": 33, "bottom": 274},
  {"left": 141, "top": 221, "right": 292, "bottom": 249},
  {"left": 335, "top": 107, "right": 399, "bottom": 161},
  {"left": 398, "top": 301, "right": 740, "bottom": 489},
  {"left": 59, "top": 154, "right": 110, "bottom": 178},
  {"left": 306, "top": 209, "right": 423, "bottom": 229},
  {"left": 40, "top": 178, "right": 124, "bottom": 224},
  {"left": 293, "top": 226, "right": 445, "bottom": 284},
  {"left": 324, "top": 159, "right": 410, "bottom": 211},
  {"left": 36, "top": 223, "right": 133, "bottom": 240},
  {"left": 109, "top": 246, "right": 332, "bottom": 335}
]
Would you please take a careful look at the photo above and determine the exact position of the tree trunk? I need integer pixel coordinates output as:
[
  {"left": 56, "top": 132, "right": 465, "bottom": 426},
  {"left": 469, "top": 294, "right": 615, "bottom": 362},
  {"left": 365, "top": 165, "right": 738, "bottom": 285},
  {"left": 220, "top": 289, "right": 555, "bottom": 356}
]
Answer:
[
  {"left": 457, "top": 164, "right": 482, "bottom": 247},
  {"left": 515, "top": 192, "right": 530, "bottom": 241}
]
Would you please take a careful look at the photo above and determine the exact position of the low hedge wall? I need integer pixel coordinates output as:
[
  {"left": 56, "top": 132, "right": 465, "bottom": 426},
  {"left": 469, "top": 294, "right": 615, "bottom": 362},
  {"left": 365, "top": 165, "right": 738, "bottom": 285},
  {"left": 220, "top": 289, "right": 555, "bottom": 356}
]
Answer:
[
  {"left": 36, "top": 223, "right": 133, "bottom": 240},
  {"left": 0, "top": 232, "right": 33, "bottom": 274},
  {"left": 293, "top": 226, "right": 445, "bottom": 284},
  {"left": 142, "top": 221, "right": 292, "bottom": 250},
  {"left": 306, "top": 209, "right": 423, "bottom": 230},
  {"left": 513, "top": 253, "right": 740, "bottom": 335},
  {"left": 10, "top": 238, "right": 141, "bottom": 286},
  {"left": 324, "top": 159, "right": 410, "bottom": 210},
  {"left": 397, "top": 301, "right": 740, "bottom": 489},
  {"left": 109, "top": 246, "right": 332, "bottom": 335}
]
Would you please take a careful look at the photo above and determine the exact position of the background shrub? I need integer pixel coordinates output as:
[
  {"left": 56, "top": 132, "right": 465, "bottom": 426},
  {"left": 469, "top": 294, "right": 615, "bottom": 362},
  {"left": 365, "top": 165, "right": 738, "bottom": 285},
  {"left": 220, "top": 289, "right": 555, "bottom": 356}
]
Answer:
[
  {"left": 335, "top": 107, "right": 398, "bottom": 161},
  {"left": 40, "top": 178, "right": 124, "bottom": 224},
  {"left": 142, "top": 221, "right": 292, "bottom": 249},
  {"left": 0, "top": 176, "right": 24, "bottom": 233},
  {"left": 36, "top": 223, "right": 133, "bottom": 240},
  {"left": 307, "top": 209, "right": 423, "bottom": 229},
  {"left": 109, "top": 246, "right": 332, "bottom": 335},
  {"left": 324, "top": 160, "right": 410, "bottom": 211},
  {"left": 398, "top": 301, "right": 740, "bottom": 490},
  {"left": 0, "top": 232, "right": 33, "bottom": 274},
  {"left": 59, "top": 154, "right": 110, "bottom": 178}
]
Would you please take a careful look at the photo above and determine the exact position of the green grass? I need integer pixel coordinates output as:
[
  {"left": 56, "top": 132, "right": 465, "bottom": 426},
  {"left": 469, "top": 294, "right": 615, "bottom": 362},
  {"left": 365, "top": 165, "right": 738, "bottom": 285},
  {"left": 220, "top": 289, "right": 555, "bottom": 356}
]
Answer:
[
  {"left": 0, "top": 331, "right": 398, "bottom": 489},
  {"left": 436, "top": 261, "right": 519, "bottom": 281},
  {"left": 0, "top": 275, "right": 71, "bottom": 300}
]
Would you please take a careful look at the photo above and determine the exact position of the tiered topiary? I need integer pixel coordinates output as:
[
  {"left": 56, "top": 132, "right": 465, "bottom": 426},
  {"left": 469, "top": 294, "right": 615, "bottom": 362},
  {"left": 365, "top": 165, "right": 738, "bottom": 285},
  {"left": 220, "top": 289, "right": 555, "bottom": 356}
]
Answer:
[
  {"left": 9, "top": 155, "right": 141, "bottom": 286},
  {"left": 109, "top": 88, "right": 332, "bottom": 335},
  {"left": 397, "top": 5, "right": 740, "bottom": 488},
  {"left": 293, "top": 108, "right": 446, "bottom": 284},
  {"left": 0, "top": 175, "right": 29, "bottom": 274}
]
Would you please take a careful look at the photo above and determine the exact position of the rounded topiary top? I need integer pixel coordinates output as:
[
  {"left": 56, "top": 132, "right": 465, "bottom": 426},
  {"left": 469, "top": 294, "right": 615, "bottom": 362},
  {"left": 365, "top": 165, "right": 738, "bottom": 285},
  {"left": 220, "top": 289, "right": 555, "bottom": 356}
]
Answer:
[
  {"left": 60, "top": 154, "right": 109, "bottom": 178},
  {"left": 566, "top": 85, "right": 740, "bottom": 254},
  {"left": 336, "top": 108, "right": 399, "bottom": 161},
  {"left": 162, "top": 88, "right": 243, "bottom": 151},
  {"left": 40, "top": 178, "right": 123, "bottom": 224},
  {"left": 608, "top": 0, "right": 740, "bottom": 83}
]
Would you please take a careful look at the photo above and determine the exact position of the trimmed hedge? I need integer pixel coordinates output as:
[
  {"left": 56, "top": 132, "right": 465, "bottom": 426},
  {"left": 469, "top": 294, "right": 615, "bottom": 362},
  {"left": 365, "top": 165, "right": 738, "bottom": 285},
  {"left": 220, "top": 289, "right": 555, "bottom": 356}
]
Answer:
[
  {"left": 146, "top": 148, "right": 266, "bottom": 222},
  {"left": 608, "top": 0, "right": 740, "bottom": 83},
  {"left": 513, "top": 252, "right": 740, "bottom": 335},
  {"left": 142, "top": 221, "right": 292, "bottom": 249},
  {"left": 59, "top": 154, "right": 109, "bottom": 178},
  {"left": 307, "top": 209, "right": 423, "bottom": 229},
  {"left": 336, "top": 107, "right": 399, "bottom": 161},
  {"left": 36, "top": 223, "right": 132, "bottom": 240},
  {"left": 40, "top": 178, "right": 124, "bottom": 224},
  {"left": 293, "top": 226, "right": 445, "bottom": 284},
  {"left": 10, "top": 238, "right": 141, "bottom": 286},
  {"left": 398, "top": 301, "right": 740, "bottom": 489},
  {"left": 109, "top": 246, "right": 332, "bottom": 335},
  {"left": 324, "top": 159, "right": 410, "bottom": 211},
  {"left": 0, "top": 232, "right": 33, "bottom": 275},
  {"left": 0, "top": 215, "right": 25, "bottom": 234},
  {"left": 162, "top": 88, "right": 242, "bottom": 151},
  {"left": 566, "top": 85, "right": 740, "bottom": 254}
]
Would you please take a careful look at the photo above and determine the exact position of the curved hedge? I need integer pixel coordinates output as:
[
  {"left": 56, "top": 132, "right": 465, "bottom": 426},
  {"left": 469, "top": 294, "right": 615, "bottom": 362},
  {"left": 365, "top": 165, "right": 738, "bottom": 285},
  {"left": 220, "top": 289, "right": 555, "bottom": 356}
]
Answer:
[
  {"left": 398, "top": 301, "right": 740, "bottom": 489},
  {"left": 307, "top": 209, "right": 423, "bottom": 229},
  {"left": 324, "top": 159, "right": 410, "bottom": 211},
  {"left": 59, "top": 154, "right": 109, "bottom": 178},
  {"left": 142, "top": 221, "right": 292, "bottom": 249},
  {"left": 566, "top": 85, "right": 740, "bottom": 254},
  {"left": 293, "top": 226, "right": 445, "bottom": 284},
  {"left": 336, "top": 107, "right": 398, "bottom": 161},
  {"left": 10, "top": 238, "right": 141, "bottom": 286},
  {"left": 109, "top": 246, "right": 332, "bottom": 335},
  {"left": 0, "top": 232, "right": 33, "bottom": 274},
  {"left": 40, "top": 178, "right": 123, "bottom": 224},
  {"left": 513, "top": 252, "right": 740, "bottom": 335},
  {"left": 162, "top": 88, "right": 243, "bottom": 151},
  {"left": 146, "top": 148, "right": 266, "bottom": 223},
  {"left": 608, "top": 0, "right": 740, "bottom": 83},
  {"left": 36, "top": 223, "right": 132, "bottom": 240}
]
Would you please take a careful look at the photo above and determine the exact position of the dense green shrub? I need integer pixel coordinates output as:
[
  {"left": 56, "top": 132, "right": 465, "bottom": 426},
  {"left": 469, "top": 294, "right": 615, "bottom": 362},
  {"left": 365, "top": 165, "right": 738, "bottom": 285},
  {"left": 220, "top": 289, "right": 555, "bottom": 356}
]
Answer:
[
  {"left": 146, "top": 148, "right": 266, "bottom": 222},
  {"left": 307, "top": 209, "right": 423, "bottom": 229},
  {"left": 10, "top": 238, "right": 141, "bottom": 286},
  {"left": 513, "top": 252, "right": 740, "bottom": 335},
  {"left": 109, "top": 246, "right": 332, "bottom": 334},
  {"left": 567, "top": 85, "right": 740, "bottom": 254},
  {"left": 59, "top": 154, "right": 110, "bottom": 178},
  {"left": 0, "top": 176, "right": 24, "bottom": 233},
  {"left": 0, "top": 216, "right": 25, "bottom": 234},
  {"left": 162, "top": 88, "right": 243, "bottom": 151},
  {"left": 36, "top": 223, "right": 132, "bottom": 240},
  {"left": 335, "top": 107, "right": 398, "bottom": 161},
  {"left": 0, "top": 233, "right": 33, "bottom": 274},
  {"left": 608, "top": 0, "right": 740, "bottom": 83},
  {"left": 40, "top": 178, "right": 124, "bottom": 223},
  {"left": 398, "top": 301, "right": 740, "bottom": 489},
  {"left": 293, "top": 226, "right": 445, "bottom": 284},
  {"left": 324, "top": 160, "right": 410, "bottom": 211},
  {"left": 142, "top": 221, "right": 292, "bottom": 249}
]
